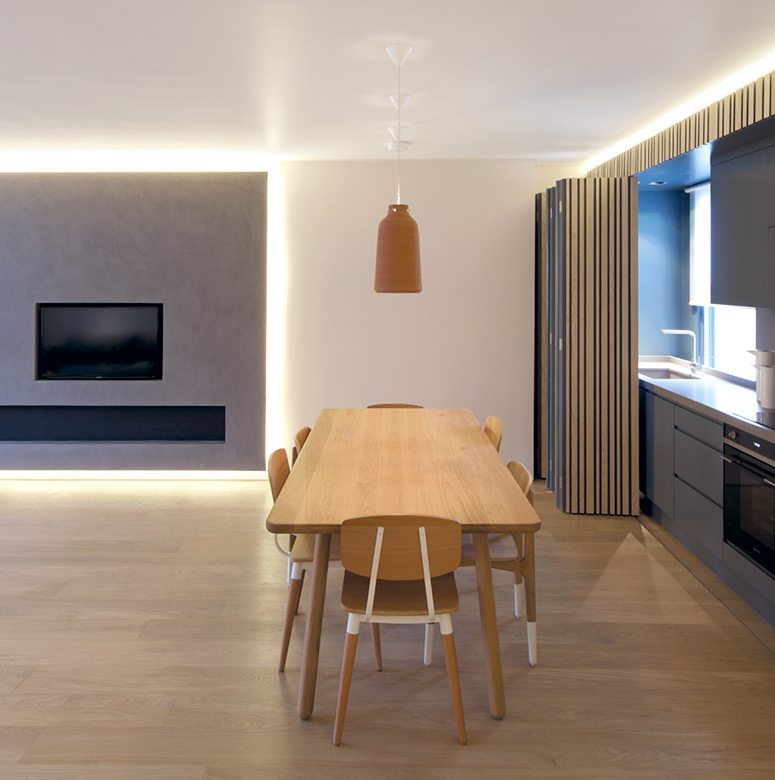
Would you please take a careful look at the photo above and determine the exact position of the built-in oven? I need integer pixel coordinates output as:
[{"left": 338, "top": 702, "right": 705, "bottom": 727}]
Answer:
[{"left": 723, "top": 424, "right": 775, "bottom": 578}]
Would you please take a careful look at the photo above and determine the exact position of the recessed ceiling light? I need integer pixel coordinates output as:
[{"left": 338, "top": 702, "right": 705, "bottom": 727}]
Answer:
[{"left": 649, "top": 181, "right": 667, "bottom": 186}]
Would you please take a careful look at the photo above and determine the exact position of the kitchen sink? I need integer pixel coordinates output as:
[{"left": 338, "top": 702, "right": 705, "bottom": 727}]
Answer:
[{"left": 638, "top": 367, "right": 703, "bottom": 380}]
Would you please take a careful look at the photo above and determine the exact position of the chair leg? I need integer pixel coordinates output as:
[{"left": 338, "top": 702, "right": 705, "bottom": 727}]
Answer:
[
  {"left": 279, "top": 562, "right": 305, "bottom": 672},
  {"left": 293, "top": 569, "right": 306, "bottom": 615},
  {"left": 286, "top": 534, "right": 297, "bottom": 583},
  {"left": 439, "top": 619, "right": 466, "bottom": 745},
  {"left": 334, "top": 615, "right": 361, "bottom": 746},
  {"left": 371, "top": 623, "right": 382, "bottom": 671},
  {"left": 524, "top": 532, "right": 537, "bottom": 667},
  {"left": 527, "top": 621, "right": 537, "bottom": 667},
  {"left": 424, "top": 623, "right": 434, "bottom": 666},
  {"left": 512, "top": 533, "right": 524, "bottom": 619},
  {"left": 514, "top": 579, "right": 524, "bottom": 619}
]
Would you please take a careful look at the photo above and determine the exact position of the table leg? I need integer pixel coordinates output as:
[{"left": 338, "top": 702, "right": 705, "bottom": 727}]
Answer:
[
  {"left": 297, "top": 533, "right": 331, "bottom": 720},
  {"left": 472, "top": 532, "right": 505, "bottom": 719}
]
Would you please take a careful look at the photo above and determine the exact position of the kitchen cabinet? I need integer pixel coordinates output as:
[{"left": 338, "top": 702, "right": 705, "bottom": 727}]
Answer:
[
  {"left": 673, "top": 408, "right": 724, "bottom": 558},
  {"left": 639, "top": 375, "right": 775, "bottom": 625},
  {"left": 711, "top": 144, "right": 774, "bottom": 307},
  {"left": 639, "top": 388, "right": 674, "bottom": 515},
  {"left": 639, "top": 391, "right": 724, "bottom": 559},
  {"left": 674, "top": 479, "right": 724, "bottom": 559},
  {"left": 674, "top": 429, "right": 723, "bottom": 506}
]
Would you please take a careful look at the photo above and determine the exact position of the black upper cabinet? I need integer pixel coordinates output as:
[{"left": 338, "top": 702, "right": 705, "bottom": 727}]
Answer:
[{"left": 711, "top": 144, "right": 774, "bottom": 307}]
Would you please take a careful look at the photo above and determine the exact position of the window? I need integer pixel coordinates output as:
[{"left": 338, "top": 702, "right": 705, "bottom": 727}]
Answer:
[{"left": 688, "top": 182, "right": 756, "bottom": 382}]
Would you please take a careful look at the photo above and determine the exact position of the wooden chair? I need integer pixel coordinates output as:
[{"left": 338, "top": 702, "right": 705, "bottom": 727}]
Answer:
[
  {"left": 460, "top": 460, "right": 537, "bottom": 666},
  {"left": 333, "top": 515, "right": 466, "bottom": 746},
  {"left": 483, "top": 415, "right": 503, "bottom": 452},
  {"left": 291, "top": 425, "right": 311, "bottom": 465},
  {"left": 268, "top": 448, "right": 342, "bottom": 672},
  {"left": 367, "top": 403, "right": 424, "bottom": 409}
]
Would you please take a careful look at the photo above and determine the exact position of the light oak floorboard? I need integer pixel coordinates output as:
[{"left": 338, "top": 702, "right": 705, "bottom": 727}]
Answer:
[{"left": 0, "top": 478, "right": 773, "bottom": 778}]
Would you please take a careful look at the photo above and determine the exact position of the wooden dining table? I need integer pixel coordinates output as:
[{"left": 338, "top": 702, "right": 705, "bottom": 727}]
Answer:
[{"left": 265, "top": 407, "right": 541, "bottom": 720}]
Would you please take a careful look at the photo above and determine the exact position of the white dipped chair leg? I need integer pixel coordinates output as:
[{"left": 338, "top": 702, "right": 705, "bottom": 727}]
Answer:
[
  {"left": 515, "top": 581, "right": 524, "bottom": 619},
  {"left": 333, "top": 613, "right": 362, "bottom": 746},
  {"left": 438, "top": 614, "right": 466, "bottom": 745},
  {"left": 527, "top": 621, "right": 537, "bottom": 667},
  {"left": 424, "top": 623, "right": 434, "bottom": 665}
]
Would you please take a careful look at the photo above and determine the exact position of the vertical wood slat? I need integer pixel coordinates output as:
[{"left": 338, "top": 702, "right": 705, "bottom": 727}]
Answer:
[
  {"left": 534, "top": 193, "right": 548, "bottom": 480},
  {"left": 609, "top": 179, "right": 618, "bottom": 513},
  {"left": 554, "top": 181, "right": 568, "bottom": 508},
  {"left": 548, "top": 177, "right": 638, "bottom": 515},
  {"left": 595, "top": 179, "right": 604, "bottom": 513},
  {"left": 546, "top": 187, "right": 557, "bottom": 493},
  {"left": 599, "top": 179, "right": 610, "bottom": 514},
  {"left": 610, "top": 179, "right": 619, "bottom": 513},
  {"left": 562, "top": 181, "right": 571, "bottom": 511},
  {"left": 584, "top": 179, "right": 595, "bottom": 511},
  {"left": 622, "top": 180, "right": 630, "bottom": 512},
  {"left": 628, "top": 177, "right": 640, "bottom": 514},
  {"left": 569, "top": 179, "right": 579, "bottom": 514},
  {"left": 587, "top": 67, "right": 775, "bottom": 180}
]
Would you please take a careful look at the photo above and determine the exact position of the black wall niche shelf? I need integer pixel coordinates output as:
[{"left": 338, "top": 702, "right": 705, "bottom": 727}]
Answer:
[{"left": 0, "top": 406, "right": 226, "bottom": 442}]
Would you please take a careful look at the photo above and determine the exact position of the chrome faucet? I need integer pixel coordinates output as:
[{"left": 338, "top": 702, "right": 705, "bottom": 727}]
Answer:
[{"left": 661, "top": 329, "right": 698, "bottom": 373}]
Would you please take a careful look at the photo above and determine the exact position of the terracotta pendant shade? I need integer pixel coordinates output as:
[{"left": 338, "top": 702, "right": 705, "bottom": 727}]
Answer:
[{"left": 374, "top": 204, "right": 422, "bottom": 293}]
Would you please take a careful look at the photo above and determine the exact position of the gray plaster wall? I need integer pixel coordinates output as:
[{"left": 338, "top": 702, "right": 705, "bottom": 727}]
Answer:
[{"left": 0, "top": 172, "right": 266, "bottom": 470}]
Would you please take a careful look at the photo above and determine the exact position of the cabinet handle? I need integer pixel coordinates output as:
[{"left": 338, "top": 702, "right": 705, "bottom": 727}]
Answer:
[{"left": 721, "top": 455, "right": 737, "bottom": 464}]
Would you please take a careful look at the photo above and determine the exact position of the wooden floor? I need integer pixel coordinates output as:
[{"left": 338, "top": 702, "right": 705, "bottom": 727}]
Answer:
[{"left": 0, "top": 477, "right": 774, "bottom": 779}]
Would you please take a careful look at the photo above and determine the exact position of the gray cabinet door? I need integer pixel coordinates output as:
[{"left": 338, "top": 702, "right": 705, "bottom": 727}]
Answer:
[
  {"left": 674, "top": 429, "right": 724, "bottom": 506},
  {"left": 639, "top": 389, "right": 674, "bottom": 516},
  {"left": 674, "top": 478, "right": 724, "bottom": 559},
  {"left": 711, "top": 147, "right": 772, "bottom": 307}
]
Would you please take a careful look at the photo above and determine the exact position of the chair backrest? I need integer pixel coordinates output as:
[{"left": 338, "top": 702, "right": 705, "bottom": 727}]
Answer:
[
  {"left": 507, "top": 460, "right": 534, "bottom": 506},
  {"left": 367, "top": 403, "right": 424, "bottom": 409},
  {"left": 292, "top": 426, "right": 312, "bottom": 465},
  {"left": 341, "top": 515, "right": 461, "bottom": 581},
  {"left": 268, "top": 448, "right": 291, "bottom": 503},
  {"left": 484, "top": 416, "right": 503, "bottom": 452}
]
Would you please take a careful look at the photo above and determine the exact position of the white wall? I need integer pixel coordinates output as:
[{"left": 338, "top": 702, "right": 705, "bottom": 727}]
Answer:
[
  {"left": 276, "top": 159, "right": 536, "bottom": 469},
  {"left": 535, "top": 164, "right": 584, "bottom": 193}
]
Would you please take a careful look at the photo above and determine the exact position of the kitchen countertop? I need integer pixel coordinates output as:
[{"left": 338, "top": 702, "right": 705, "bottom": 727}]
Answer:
[{"left": 638, "top": 357, "right": 772, "bottom": 441}]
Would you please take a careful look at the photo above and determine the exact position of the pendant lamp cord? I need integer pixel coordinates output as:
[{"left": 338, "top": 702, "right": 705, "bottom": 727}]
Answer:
[{"left": 396, "top": 61, "right": 402, "bottom": 206}]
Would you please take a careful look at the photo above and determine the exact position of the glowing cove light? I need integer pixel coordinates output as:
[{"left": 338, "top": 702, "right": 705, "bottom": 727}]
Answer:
[
  {"left": 0, "top": 149, "right": 277, "bottom": 173},
  {"left": 0, "top": 148, "right": 286, "bottom": 480}
]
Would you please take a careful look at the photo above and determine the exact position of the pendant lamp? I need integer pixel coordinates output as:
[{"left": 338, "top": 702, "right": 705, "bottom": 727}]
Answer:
[{"left": 375, "top": 44, "right": 422, "bottom": 293}]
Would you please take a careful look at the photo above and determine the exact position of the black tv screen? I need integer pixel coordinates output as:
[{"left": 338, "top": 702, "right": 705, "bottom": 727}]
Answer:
[{"left": 36, "top": 303, "right": 163, "bottom": 380}]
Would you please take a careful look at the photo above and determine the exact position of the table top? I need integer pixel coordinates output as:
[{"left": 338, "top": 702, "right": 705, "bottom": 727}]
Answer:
[{"left": 265, "top": 408, "right": 541, "bottom": 535}]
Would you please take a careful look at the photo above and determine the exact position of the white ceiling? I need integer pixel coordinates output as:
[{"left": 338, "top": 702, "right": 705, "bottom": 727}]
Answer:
[{"left": 2, "top": 0, "right": 775, "bottom": 164}]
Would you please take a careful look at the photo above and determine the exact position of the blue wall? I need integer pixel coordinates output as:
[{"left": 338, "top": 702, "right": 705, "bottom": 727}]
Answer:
[{"left": 638, "top": 190, "right": 697, "bottom": 360}]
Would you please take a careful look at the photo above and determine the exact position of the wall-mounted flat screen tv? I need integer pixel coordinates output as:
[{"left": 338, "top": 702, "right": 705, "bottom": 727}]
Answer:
[{"left": 36, "top": 303, "right": 163, "bottom": 380}]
